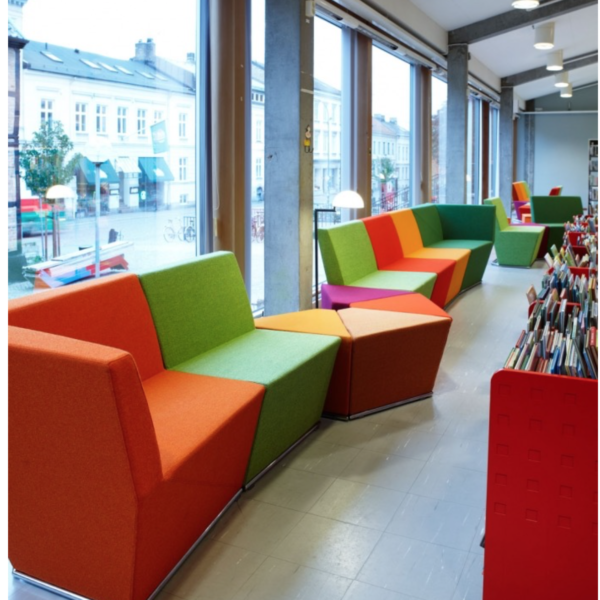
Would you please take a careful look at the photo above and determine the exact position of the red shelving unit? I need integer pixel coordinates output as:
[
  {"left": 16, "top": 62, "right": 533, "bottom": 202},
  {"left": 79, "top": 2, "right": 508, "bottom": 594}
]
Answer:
[{"left": 483, "top": 369, "right": 598, "bottom": 600}]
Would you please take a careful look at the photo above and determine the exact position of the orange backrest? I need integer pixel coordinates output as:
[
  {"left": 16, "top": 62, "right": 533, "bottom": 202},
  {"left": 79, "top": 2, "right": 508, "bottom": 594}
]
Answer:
[
  {"left": 512, "top": 181, "right": 530, "bottom": 202},
  {"left": 389, "top": 209, "right": 425, "bottom": 256},
  {"left": 8, "top": 273, "right": 164, "bottom": 381},
  {"left": 9, "top": 326, "right": 163, "bottom": 599}
]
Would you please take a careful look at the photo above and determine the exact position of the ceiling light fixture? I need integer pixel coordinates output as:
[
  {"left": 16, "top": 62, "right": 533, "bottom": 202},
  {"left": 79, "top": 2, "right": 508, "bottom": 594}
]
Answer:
[
  {"left": 512, "top": 0, "right": 539, "bottom": 8},
  {"left": 554, "top": 71, "right": 569, "bottom": 88},
  {"left": 534, "top": 22, "right": 555, "bottom": 50},
  {"left": 546, "top": 50, "right": 564, "bottom": 71},
  {"left": 560, "top": 83, "right": 573, "bottom": 98}
]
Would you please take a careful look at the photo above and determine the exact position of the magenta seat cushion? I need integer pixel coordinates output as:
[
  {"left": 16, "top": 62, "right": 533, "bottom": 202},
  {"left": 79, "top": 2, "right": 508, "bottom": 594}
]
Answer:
[{"left": 321, "top": 284, "right": 412, "bottom": 311}]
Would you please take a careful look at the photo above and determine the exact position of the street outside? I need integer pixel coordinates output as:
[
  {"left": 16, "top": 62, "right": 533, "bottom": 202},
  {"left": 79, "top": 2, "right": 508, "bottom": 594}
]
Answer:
[{"left": 9, "top": 204, "right": 267, "bottom": 310}]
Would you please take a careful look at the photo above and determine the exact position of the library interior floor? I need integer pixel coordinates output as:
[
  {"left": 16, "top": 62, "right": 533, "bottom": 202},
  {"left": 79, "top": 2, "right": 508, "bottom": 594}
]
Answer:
[{"left": 8, "top": 257, "right": 549, "bottom": 600}]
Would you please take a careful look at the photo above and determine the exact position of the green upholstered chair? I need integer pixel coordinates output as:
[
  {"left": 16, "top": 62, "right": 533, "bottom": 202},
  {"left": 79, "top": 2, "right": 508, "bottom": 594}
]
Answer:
[
  {"left": 318, "top": 220, "right": 437, "bottom": 298},
  {"left": 411, "top": 204, "right": 495, "bottom": 290},
  {"left": 139, "top": 252, "right": 341, "bottom": 485},
  {"left": 484, "top": 198, "right": 545, "bottom": 267},
  {"left": 529, "top": 195, "right": 584, "bottom": 251}
]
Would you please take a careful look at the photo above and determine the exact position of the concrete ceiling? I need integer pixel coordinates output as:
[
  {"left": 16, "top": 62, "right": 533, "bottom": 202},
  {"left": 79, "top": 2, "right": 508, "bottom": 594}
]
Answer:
[{"left": 388, "top": 0, "right": 598, "bottom": 101}]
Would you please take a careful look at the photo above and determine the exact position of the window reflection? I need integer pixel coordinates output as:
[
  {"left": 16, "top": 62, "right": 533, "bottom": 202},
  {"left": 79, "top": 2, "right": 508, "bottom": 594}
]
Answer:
[{"left": 431, "top": 76, "right": 447, "bottom": 204}]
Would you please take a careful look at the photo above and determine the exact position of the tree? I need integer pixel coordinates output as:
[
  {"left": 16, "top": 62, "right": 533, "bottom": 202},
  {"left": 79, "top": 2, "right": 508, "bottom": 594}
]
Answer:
[{"left": 19, "top": 120, "right": 81, "bottom": 198}]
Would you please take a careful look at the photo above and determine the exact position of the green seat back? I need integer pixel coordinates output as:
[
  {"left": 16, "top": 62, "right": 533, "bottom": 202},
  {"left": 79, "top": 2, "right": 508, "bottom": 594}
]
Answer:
[
  {"left": 484, "top": 197, "right": 510, "bottom": 232},
  {"left": 530, "top": 196, "right": 583, "bottom": 224},
  {"left": 139, "top": 252, "right": 255, "bottom": 368},
  {"left": 411, "top": 205, "right": 444, "bottom": 246},
  {"left": 318, "top": 221, "right": 378, "bottom": 285}
]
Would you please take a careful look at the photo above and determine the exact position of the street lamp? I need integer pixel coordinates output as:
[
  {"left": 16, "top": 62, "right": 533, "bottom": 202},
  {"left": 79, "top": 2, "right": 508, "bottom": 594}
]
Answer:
[
  {"left": 89, "top": 138, "right": 112, "bottom": 278},
  {"left": 314, "top": 190, "right": 364, "bottom": 307},
  {"left": 45, "top": 184, "right": 76, "bottom": 258}
]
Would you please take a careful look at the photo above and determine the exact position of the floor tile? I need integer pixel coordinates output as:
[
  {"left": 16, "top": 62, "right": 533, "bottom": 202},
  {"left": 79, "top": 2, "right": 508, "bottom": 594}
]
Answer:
[
  {"left": 428, "top": 435, "right": 488, "bottom": 472},
  {"left": 272, "top": 513, "right": 382, "bottom": 579},
  {"left": 386, "top": 494, "right": 483, "bottom": 551},
  {"left": 408, "top": 462, "right": 487, "bottom": 508},
  {"left": 162, "top": 539, "right": 267, "bottom": 600},
  {"left": 358, "top": 533, "right": 469, "bottom": 600},
  {"left": 231, "top": 556, "right": 351, "bottom": 600},
  {"left": 280, "top": 439, "right": 361, "bottom": 476},
  {"left": 342, "top": 580, "right": 419, "bottom": 600},
  {"left": 244, "top": 466, "right": 335, "bottom": 512},
  {"left": 364, "top": 421, "right": 442, "bottom": 461},
  {"left": 208, "top": 498, "right": 304, "bottom": 554},
  {"left": 339, "top": 449, "right": 426, "bottom": 492},
  {"left": 451, "top": 553, "right": 484, "bottom": 600},
  {"left": 314, "top": 418, "right": 383, "bottom": 448},
  {"left": 309, "top": 478, "right": 406, "bottom": 530}
]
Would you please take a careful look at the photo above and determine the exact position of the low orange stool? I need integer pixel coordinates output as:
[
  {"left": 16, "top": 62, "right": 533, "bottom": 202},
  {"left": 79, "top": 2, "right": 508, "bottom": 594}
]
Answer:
[{"left": 256, "top": 306, "right": 451, "bottom": 419}]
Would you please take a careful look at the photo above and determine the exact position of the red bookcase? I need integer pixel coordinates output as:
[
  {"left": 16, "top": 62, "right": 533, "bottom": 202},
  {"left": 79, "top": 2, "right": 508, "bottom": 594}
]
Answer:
[{"left": 483, "top": 369, "right": 598, "bottom": 600}]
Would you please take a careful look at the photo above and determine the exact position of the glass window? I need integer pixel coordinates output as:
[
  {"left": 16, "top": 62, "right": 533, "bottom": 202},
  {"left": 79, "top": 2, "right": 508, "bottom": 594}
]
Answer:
[
  {"left": 467, "top": 94, "right": 481, "bottom": 204},
  {"left": 137, "top": 109, "right": 147, "bottom": 135},
  {"left": 371, "top": 46, "right": 412, "bottom": 214},
  {"left": 489, "top": 106, "right": 499, "bottom": 198},
  {"left": 75, "top": 102, "right": 87, "bottom": 133},
  {"left": 178, "top": 113, "right": 187, "bottom": 138},
  {"left": 40, "top": 98, "right": 53, "bottom": 124},
  {"left": 431, "top": 75, "right": 447, "bottom": 204},
  {"left": 117, "top": 106, "right": 127, "bottom": 135},
  {"left": 313, "top": 16, "right": 343, "bottom": 292},
  {"left": 250, "top": 0, "right": 266, "bottom": 311},
  {"left": 11, "top": 0, "right": 198, "bottom": 300},
  {"left": 96, "top": 105, "right": 107, "bottom": 134}
]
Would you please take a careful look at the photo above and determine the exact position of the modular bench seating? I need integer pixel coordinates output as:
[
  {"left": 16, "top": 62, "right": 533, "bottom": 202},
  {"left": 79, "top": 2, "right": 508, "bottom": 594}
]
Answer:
[
  {"left": 529, "top": 195, "right": 584, "bottom": 252},
  {"left": 8, "top": 251, "right": 340, "bottom": 600},
  {"left": 318, "top": 204, "right": 495, "bottom": 307}
]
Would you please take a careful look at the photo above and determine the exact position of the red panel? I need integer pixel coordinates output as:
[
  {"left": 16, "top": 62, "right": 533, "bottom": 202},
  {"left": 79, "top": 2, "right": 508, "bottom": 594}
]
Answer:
[
  {"left": 484, "top": 369, "right": 598, "bottom": 600},
  {"left": 362, "top": 214, "right": 403, "bottom": 267}
]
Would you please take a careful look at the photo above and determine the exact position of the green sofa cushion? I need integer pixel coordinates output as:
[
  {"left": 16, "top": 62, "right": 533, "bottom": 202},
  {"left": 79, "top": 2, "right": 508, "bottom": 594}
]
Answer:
[
  {"left": 175, "top": 328, "right": 340, "bottom": 482},
  {"left": 318, "top": 221, "right": 378, "bottom": 285},
  {"left": 349, "top": 270, "right": 436, "bottom": 298},
  {"left": 139, "top": 252, "right": 255, "bottom": 369}
]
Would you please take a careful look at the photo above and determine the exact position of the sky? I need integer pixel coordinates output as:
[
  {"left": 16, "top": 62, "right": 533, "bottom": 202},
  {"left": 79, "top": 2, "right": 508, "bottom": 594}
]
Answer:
[
  {"left": 20, "top": 0, "right": 445, "bottom": 128},
  {"left": 22, "top": 0, "right": 197, "bottom": 63}
]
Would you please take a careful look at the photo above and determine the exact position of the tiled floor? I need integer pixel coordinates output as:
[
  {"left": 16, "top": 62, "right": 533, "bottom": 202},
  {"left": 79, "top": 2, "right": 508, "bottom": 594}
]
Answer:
[{"left": 8, "top": 258, "right": 548, "bottom": 600}]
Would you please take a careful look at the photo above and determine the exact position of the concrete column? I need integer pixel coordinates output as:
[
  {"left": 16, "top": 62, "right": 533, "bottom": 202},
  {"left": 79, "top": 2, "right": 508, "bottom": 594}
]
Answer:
[
  {"left": 524, "top": 113, "right": 535, "bottom": 189},
  {"left": 446, "top": 44, "right": 469, "bottom": 204},
  {"left": 499, "top": 85, "right": 514, "bottom": 215},
  {"left": 264, "top": 0, "right": 313, "bottom": 315}
]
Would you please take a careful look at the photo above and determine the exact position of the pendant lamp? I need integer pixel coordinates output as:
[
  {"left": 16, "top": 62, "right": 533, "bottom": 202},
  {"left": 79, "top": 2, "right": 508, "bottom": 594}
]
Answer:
[
  {"left": 546, "top": 50, "right": 563, "bottom": 71},
  {"left": 512, "top": 0, "right": 539, "bottom": 8},
  {"left": 560, "top": 83, "right": 573, "bottom": 98},
  {"left": 534, "top": 22, "right": 554, "bottom": 50},
  {"left": 554, "top": 71, "right": 569, "bottom": 88}
]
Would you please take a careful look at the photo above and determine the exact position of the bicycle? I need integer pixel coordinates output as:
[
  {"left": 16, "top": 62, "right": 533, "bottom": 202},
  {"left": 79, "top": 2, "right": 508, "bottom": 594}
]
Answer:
[
  {"left": 163, "top": 219, "right": 178, "bottom": 242},
  {"left": 163, "top": 217, "right": 196, "bottom": 243}
]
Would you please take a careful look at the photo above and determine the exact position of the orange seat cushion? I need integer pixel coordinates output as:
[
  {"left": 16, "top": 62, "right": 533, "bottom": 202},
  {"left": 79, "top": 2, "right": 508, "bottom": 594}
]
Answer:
[{"left": 350, "top": 293, "right": 452, "bottom": 321}]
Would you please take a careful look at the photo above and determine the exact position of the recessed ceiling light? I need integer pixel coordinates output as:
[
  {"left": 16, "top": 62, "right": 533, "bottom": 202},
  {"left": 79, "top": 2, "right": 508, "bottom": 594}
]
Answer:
[{"left": 512, "top": 0, "right": 539, "bottom": 8}]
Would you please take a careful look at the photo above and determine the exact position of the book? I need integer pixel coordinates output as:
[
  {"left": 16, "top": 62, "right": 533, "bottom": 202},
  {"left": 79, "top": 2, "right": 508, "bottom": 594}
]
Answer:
[{"left": 526, "top": 284, "right": 537, "bottom": 305}]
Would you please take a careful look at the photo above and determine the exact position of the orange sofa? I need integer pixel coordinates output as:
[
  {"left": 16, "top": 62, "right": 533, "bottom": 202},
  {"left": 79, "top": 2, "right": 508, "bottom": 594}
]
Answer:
[{"left": 8, "top": 274, "right": 265, "bottom": 600}]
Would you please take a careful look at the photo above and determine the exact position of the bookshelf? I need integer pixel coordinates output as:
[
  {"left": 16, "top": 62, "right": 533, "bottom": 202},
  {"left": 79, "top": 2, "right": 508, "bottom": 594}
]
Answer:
[
  {"left": 483, "top": 369, "right": 597, "bottom": 600},
  {"left": 588, "top": 139, "right": 598, "bottom": 215}
]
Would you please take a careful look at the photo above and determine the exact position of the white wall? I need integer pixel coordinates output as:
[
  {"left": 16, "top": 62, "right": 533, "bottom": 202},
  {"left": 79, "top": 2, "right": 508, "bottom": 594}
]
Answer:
[{"left": 533, "top": 113, "right": 598, "bottom": 206}]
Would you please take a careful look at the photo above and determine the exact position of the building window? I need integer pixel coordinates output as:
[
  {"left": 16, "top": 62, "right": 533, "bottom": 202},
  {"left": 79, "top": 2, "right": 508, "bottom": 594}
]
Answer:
[
  {"left": 179, "top": 157, "right": 188, "bottom": 181},
  {"left": 117, "top": 106, "right": 127, "bottom": 135},
  {"left": 40, "top": 98, "right": 53, "bottom": 124},
  {"left": 154, "top": 110, "right": 164, "bottom": 124},
  {"left": 179, "top": 194, "right": 188, "bottom": 204},
  {"left": 96, "top": 105, "right": 107, "bottom": 134},
  {"left": 256, "top": 119, "right": 263, "bottom": 143},
  {"left": 255, "top": 157, "right": 263, "bottom": 180},
  {"left": 178, "top": 113, "right": 187, "bottom": 138},
  {"left": 75, "top": 102, "right": 87, "bottom": 132},
  {"left": 137, "top": 109, "right": 147, "bottom": 135}
]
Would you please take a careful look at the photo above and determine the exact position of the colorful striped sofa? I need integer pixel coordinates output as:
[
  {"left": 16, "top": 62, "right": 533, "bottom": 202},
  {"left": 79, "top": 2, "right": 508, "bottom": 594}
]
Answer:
[
  {"left": 8, "top": 273, "right": 265, "bottom": 600},
  {"left": 318, "top": 204, "right": 495, "bottom": 307},
  {"left": 138, "top": 252, "right": 340, "bottom": 485}
]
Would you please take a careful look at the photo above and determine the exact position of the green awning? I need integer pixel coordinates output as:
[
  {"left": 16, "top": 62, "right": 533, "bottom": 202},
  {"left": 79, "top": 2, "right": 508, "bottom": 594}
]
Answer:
[
  {"left": 138, "top": 157, "right": 175, "bottom": 183},
  {"left": 77, "top": 157, "right": 120, "bottom": 184}
]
